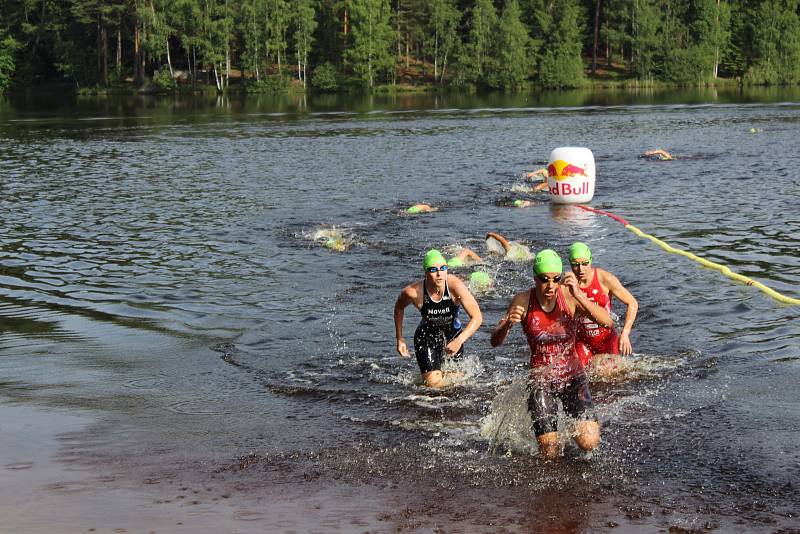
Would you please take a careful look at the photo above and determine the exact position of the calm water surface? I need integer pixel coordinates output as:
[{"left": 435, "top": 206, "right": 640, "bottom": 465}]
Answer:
[{"left": 1, "top": 88, "right": 799, "bottom": 532}]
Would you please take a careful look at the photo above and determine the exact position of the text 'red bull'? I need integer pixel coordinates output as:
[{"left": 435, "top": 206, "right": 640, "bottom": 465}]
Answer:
[
  {"left": 549, "top": 181, "right": 591, "bottom": 196},
  {"left": 548, "top": 159, "right": 590, "bottom": 197}
]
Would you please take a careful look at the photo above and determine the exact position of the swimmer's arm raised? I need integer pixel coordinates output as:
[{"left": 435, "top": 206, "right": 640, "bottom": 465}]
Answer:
[
  {"left": 485, "top": 232, "right": 512, "bottom": 253},
  {"left": 491, "top": 292, "right": 527, "bottom": 347}
]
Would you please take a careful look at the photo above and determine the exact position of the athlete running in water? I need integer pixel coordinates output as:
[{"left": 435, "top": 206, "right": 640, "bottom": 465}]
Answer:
[
  {"left": 394, "top": 250, "right": 483, "bottom": 388},
  {"left": 569, "top": 242, "right": 638, "bottom": 367},
  {"left": 491, "top": 250, "right": 612, "bottom": 459}
]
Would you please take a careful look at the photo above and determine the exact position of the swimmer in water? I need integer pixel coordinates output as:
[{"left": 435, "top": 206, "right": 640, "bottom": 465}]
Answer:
[
  {"left": 394, "top": 249, "right": 483, "bottom": 388},
  {"left": 641, "top": 149, "right": 673, "bottom": 161},
  {"left": 312, "top": 227, "right": 350, "bottom": 252},
  {"left": 568, "top": 243, "right": 638, "bottom": 370},
  {"left": 490, "top": 250, "right": 612, "bottom": 459},
  {"left": 445, "top": 247, "right": 483, "bottom": 269},
  {"left": 485, "top": 232, "right": 533, "bottom": 262},
  {"left": 522, "top": 168, "right": 550, "bottom": 192},
  {"left": 406, "top": 203, "right": 438, "bottom": 214}
]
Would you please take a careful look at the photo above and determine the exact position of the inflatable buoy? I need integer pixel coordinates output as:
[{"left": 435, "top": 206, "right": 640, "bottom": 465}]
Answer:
[{"left": 547, "top": 147, "right": 595, "bottom": 204}]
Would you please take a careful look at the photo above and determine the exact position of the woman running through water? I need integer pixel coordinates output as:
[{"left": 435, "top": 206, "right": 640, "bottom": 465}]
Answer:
[
  {"left": 569, "top": 242, "right": 638, "bottom": 369},
  {"left": 490, "top": 250, "right": 612, "bottom": 459},
  {"left": 394, "top": 250, "right": 483, "bottom": 388}
]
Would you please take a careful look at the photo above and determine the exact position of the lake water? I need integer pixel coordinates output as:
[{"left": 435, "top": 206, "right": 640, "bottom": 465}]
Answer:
[{"left": 1, "top": 87, "right": 799, "bottom": 532}]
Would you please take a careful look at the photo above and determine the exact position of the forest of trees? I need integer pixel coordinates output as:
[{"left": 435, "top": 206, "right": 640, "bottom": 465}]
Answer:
[{"left": 1, "top": 0, "right": 800, "bottom": 94}]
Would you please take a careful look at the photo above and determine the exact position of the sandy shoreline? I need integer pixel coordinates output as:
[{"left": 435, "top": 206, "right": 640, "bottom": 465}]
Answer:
[
  {"left": 1, "top": 399, "right": 777, "bottom": 533},
  {"left": 0, "top": 401, "right": 413, "bottom": 533}
]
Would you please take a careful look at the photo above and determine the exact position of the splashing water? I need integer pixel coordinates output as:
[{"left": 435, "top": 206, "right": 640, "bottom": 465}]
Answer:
[{"left": 310, "top": 226, "right": 354, "bottom": 252}]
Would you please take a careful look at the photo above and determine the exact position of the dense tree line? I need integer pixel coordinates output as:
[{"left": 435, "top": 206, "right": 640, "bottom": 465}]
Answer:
[{"left": 1, "top": 0, "right": 799, "bottom": 94}]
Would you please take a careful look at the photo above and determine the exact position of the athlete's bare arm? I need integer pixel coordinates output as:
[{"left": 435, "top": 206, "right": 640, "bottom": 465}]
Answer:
[
  {"left": 599, "top": 269, "right": 638, "bottom": 355},
  {"left": 491, "top": 291, "right": 529, "bottom": 347},
  {"left": 394, "top": 283, "right": 421, "bottom": 358},
  {"left": 446, "top": 276, "right": 483, "bottom": 355},
  {"left": 561, "top": 272, "right": 613, "bottom": 328},
  {"left": 485, "top": 232, "right": 512, "bottom": 253}
]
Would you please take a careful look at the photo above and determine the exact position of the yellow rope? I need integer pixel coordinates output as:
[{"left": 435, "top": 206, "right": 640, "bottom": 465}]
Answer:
[{"left": 625, "top": 224, "right": 800, "bottom": 306}]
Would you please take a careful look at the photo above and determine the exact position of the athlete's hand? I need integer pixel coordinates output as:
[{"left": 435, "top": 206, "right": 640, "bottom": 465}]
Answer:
[
  {"left": 561, "top": 271, "right": 580, "bottom": 295},
  {"left": 397, "top": 339, "right": 410, "bottom": 358},
  {"left": 445, "top": 338, "right": 463, "bottom": 356},
  {"left": 506, "top": 304, "right": 526, "bottom": 325},
  {"left": 619, "top": 331, "right": 633, "bottom": 356}
]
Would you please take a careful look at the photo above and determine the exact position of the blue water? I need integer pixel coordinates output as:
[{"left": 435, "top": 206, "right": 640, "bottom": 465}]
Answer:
[{"left": 1, "top": 89, "right": 799, "bottom": 531}]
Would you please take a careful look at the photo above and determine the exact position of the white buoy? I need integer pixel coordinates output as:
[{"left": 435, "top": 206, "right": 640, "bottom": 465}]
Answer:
[{"left": 547, "top": 147, "right": 595, "bottom": 204}]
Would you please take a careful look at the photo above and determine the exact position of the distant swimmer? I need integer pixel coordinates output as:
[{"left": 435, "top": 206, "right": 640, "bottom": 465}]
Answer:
[
  {"left": 394, "top": 249, "right": 483, "bottom": 388},
  {"left": 445, "top": 247, "right": 483, "bottom": 269},
  {"left": 490, "top": 250, "right": 613, "bottom": 459},
  {"left": 524, "top": 167, "right": 548, "bottom": 180},
  {"left": 406, "top": 203, "right": 438, "bottom": 214},
  {"left": 522, "top": 168, "right": 550, "bottom": 192},
  {"left": 312, "top": 227, "right": 350, "bottom": 252},
  {"left": 569, "top": 243, "right": 638, "bottom": 368},
  {"left": 485, "top": 232, "right": 533, "bottom": 262},
  {"left": 641, "top": 149, "right": 673, "bottom": 161}
]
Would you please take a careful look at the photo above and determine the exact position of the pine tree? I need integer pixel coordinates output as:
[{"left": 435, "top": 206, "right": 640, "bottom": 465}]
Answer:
[
  {"left": 537, "top": 0, "right": 586, "bottom": 88},
  {"left": 494, "top": 0, "right": 531, "bottom": 89},
  {"left": 347, "top": 0, "right": 394, "bottom": 87}
]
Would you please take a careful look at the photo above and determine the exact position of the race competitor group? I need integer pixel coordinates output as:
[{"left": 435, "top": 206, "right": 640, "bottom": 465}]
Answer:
[
  {"left": 394, "top": 239, "right": 639, "bottom": 460},
  {"left": 388, "top": 152, "right": 671, "bottom": 458}
]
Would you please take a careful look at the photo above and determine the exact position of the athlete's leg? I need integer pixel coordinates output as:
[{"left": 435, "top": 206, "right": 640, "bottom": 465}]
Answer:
[
  {"left": 421, "top": 370, "right": 445, "bottom": 388},
  {"left": 562, "top": 374, "right": 601, "bottom": 451},
  {"left": 414, "top": 324, "right": 446, "bottom": 388},
  {"left": 536, "top": 432, "right": 560, "bottom": 459},
  {"left": 528, "top": 385, "right": 560, "bottom": 458},
  {"left": 574, "top": 420, "right": 600, "bottom": 451}
]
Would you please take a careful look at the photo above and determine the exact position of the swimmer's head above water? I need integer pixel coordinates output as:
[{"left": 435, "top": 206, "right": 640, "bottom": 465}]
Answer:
[
  {"left": 423, "top": 249, "right": 448, "bottom": 270},
  {"left": 533, "top": 249, "right": 562, "bottom": 276},
  {"left": 407, "top": 204, "right": 437, "bottom": 214},
  {"left": 568, "top": 242, "right": 592, "bottom": 263}
]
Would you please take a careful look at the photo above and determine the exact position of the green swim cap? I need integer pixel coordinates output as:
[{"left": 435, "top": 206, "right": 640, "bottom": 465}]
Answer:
[
  {"left": 568, "top": 242, "right": 592, "bottom": 262},
  {"left": 325, "top": 238, "right": 346, "bottom": 252},
  {"left": 512, "top": 199, "right": 524, "bottom": 207},
  {"left": 407, "top": 205, "right": 422, "bottom": 214},
  {"left": 470, "top": 271, "right": 491, "bottom": 290},
  {"left": 423, "top": 249, "right": 447, "bottom": 269},
  {"left": 533, "top": 249, "right": 562, "bottom": 275},
  {"left": 447, "top": 256, "right": 464, "bottom": 268}
]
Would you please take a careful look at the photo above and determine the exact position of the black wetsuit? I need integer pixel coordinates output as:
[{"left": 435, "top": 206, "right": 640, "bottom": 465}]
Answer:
[{"left": 413, "top": 280, "right": 463, "bottom": 373}]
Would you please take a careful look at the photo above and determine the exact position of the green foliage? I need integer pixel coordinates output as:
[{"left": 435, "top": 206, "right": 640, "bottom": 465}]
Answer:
[
  {"left": 311, "top": 61, "right": 340, "bottom": 92},
  {"left": 347, "top": 0, "right": 395, "bottom": 87},
  {"left": 293, "top": 0, "right": 317, "bottom": 84},
  {"left": 456, "top": 0, "right": 499, "bottom": 85},
  {"left": 630, "top": 0, "right": 663, "bottom": 79},
  {"left": 424, "top": 0, "right": 461, "bottom": 83},
  {"left": 536, "top": 0, "right": 586, "bottom": 88},
  {"left": 662, "top": 46, "right": 712, "bottom": 84},
  {"left": 744, "top": 0, "right": 800, "bottom": 85},
  {"left": 493, "top": 0, "right": 531, "bottom": 89},
  {"left": 0, "top": 0, "right": 797, "bottom": 92},
  {"left": 245, "top": 74, "right": 291, "bottom": 92},
  {"left": 152, "top": 69, "right": 176, "bottom": 91},
  {"left": 0, "top": 36, "right": 18, "bottom": 93}
]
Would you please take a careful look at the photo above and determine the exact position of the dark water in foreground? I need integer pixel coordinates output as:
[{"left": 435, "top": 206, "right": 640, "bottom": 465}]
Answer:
[{"left": 1, "top": 88, "right": 799, "bottom": 532}]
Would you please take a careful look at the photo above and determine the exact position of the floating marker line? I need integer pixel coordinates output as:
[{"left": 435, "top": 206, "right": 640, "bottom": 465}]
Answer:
[{"left": 575, "top": 205, "right": 800, "bottom": 306}]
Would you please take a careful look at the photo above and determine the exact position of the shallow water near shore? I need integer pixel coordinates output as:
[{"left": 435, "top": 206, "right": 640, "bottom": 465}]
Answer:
[{"left": 1, "top": 88, "right": 799, "bottom": 532}]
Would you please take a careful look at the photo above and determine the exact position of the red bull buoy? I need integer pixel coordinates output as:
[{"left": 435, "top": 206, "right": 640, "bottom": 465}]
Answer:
[{"left": 547, "top": 147, "right": 595, "bottom": 204}]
